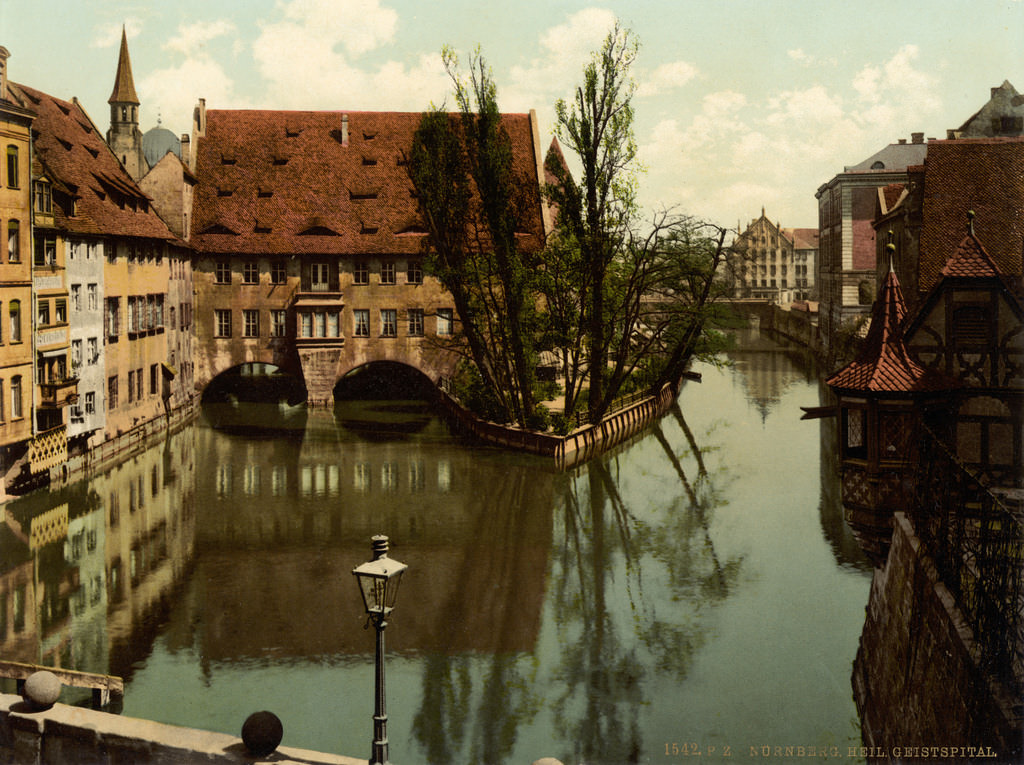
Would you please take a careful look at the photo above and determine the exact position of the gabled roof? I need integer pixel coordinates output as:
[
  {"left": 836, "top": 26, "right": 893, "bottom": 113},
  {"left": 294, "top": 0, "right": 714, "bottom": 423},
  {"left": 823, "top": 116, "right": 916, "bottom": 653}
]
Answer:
[
  {"left": 11, "top": 82, "right": 176, "bottom": 241},
  {"left": 918, "top": 138, "right": 1024, "bottom": 292},
  {"left": 942, "top": 226, "right": 1004, "bottom": 279},
  {"left": 785, "top": 227, "right": 819, "bottom": 249},
  {"left": 191, "top": 109, "right": 546, "bottom": 256},
  {"left": 827, "top": 263, "right": 954, "bottom": 394},
  {"left": 108, "top": 27, "right": 139, "bottom": 105}
]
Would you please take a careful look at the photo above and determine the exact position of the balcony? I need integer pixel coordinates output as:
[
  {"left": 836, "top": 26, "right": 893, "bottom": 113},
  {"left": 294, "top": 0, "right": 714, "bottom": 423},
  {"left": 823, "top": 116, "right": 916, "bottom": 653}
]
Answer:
[
  {"left": 28, "top": 424, "right": 67, "bottom": 475},
  {"left": 39, "top": 377, "right": 79, "bottom": 408}
]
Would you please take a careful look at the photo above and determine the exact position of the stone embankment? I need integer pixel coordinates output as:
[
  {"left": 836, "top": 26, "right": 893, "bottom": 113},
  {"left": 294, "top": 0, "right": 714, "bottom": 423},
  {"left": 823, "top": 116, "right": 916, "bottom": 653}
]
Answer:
[
  {"left": 0, "top": 693, "right": 364, "bottom": 764},
  {"left": 852, "top": 513, "right": 1022, "bottom": 762}
]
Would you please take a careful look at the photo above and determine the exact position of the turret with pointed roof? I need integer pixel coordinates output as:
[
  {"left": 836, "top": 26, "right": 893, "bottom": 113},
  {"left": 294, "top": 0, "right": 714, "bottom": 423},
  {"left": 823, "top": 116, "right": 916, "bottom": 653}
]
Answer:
[{"left": 106, "top": 26, "right": 147, "bottom": 181}]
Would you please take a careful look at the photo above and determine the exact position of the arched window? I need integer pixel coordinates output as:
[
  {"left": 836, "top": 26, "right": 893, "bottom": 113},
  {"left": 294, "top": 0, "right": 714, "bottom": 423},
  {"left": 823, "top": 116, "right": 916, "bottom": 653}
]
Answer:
[
  {"left": 870, "top": 161, "right": 885, "bottom": 170},
  {"left": 9, "top": 300, "right": 20, "bottom": 342},
  {"left": 7, "top": 220, "right": 18, "bottom": 262},
  {"left": 121, "top": 106, "right": 127, "bottom": 121},
  {"left": 6, "top": 145, "right": 18, "bottom": 188}
]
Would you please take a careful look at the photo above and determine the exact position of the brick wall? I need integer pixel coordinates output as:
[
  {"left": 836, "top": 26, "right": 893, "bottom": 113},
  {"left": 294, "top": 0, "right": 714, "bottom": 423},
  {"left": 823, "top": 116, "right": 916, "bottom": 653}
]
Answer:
[{"left": 852, "top": 513, "right": 1021, "bottom": 762}]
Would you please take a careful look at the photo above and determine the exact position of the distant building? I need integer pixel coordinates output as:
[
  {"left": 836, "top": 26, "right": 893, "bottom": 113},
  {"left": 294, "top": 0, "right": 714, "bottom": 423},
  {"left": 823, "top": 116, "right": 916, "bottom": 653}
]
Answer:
[
  {"left": 815, "top": 135, "right": 929, "bottom": 357},
  {"left": 949, "top": 80, "right": 1024, "bottom": 139},
  {"left": 731, "top": 208, "right": 817, "bottom": 303}
]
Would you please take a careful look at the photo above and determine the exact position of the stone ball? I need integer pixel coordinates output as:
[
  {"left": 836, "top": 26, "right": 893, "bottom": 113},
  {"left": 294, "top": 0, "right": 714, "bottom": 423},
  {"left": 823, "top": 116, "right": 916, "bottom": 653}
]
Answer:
[
  {"left": 23, "top": 671, "right": 62, "bottom": 709},
  {"left": 242, "top": 711, "right": 284, "bottom": 757}
]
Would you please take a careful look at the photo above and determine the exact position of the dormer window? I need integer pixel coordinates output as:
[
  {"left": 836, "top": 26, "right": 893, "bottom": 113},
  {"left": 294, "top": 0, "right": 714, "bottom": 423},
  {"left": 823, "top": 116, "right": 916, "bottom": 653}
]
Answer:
[{"left": 34, "top": 180, "right": 52, "bottom": 213}]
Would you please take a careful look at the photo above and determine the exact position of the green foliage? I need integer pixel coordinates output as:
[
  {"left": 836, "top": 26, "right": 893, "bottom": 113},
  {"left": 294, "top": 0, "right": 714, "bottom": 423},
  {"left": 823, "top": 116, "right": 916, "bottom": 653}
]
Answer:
[
  {"left": 525, "top": 403, "right": 551, "bottom": 433},
  {"left": 409, "top": 48, "right": 542, "bottom": 428}
]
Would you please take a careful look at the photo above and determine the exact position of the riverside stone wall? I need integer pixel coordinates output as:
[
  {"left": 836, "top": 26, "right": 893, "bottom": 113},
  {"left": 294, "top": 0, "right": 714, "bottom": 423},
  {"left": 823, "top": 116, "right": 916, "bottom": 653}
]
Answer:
[
  {"left": 852, "top": 513, "right": 1022, "bottom": 762},
  {"left": 0, "top": 694, "right": 363, "bottom": 765}
]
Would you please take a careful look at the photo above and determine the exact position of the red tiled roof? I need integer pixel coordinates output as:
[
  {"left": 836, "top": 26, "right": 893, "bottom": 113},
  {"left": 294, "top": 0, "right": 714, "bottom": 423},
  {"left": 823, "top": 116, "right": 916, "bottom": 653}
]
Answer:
[
  {"left": 191, "top": 109, "right": 546, "bottom": 256},
  {"left": 942, "top": 230, "right": 1003, "bottom": 279},
  {"left": 880, "top": 183, "right": 906, "bottom": 213},
  {"left": 919, "top": 138, "right": 1024, "bottom": 293},
  {"left": 787, "top": 227, "right": 819, "bottom": 249},
  {"left": 11, "top": 82, "right": 177, "bottom": 242},
  {"left": 827, "top": 268, "right": 955, "bottom": 393}
]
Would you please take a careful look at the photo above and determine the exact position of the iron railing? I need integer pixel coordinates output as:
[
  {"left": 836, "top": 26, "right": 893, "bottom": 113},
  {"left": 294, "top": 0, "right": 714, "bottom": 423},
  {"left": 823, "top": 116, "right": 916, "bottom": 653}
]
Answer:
[{"left": 909, "top": 425, "right": 1024, "bottom": 697}]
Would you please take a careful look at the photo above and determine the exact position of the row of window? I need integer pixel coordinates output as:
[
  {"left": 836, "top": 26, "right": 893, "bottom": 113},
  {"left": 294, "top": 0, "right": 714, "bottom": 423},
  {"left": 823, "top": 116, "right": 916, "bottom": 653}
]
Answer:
[
  {"left": 107, "top": 364, "right": 162, "bottom": 410},
  {"left": 213, "top": 259, "right": 424, "bottom": 287},
  {"left": 211, "top": 307, "right": 455, "bottom": 339},
  {"left": 104, "top": 295, "right": 192, "bottom": 337}
]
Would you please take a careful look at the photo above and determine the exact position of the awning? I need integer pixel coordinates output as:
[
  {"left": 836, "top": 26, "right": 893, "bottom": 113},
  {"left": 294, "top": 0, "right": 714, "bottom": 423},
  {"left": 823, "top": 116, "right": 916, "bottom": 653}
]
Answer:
[{"left": 161, "top": 363, "right": 177, "bottom": 379}]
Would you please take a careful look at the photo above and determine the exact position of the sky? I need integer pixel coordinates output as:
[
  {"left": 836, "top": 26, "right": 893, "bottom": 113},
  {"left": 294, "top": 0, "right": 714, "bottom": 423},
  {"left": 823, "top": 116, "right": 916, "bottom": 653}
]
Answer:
[{"left": 3, "top": 0, "right": 1022, "bottom": 229}]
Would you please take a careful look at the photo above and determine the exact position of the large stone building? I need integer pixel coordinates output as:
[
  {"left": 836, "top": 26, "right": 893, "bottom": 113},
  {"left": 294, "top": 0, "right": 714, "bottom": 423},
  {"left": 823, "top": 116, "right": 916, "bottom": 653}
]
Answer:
[
  {"left": 187, "top": 100, "right": 551, "bottom": 402},
  {"left": 731, "top": 208, "right": 818, "bottom": 303},
  {"left": 815, "top": 135, "right": 929, "bottom": 357}
]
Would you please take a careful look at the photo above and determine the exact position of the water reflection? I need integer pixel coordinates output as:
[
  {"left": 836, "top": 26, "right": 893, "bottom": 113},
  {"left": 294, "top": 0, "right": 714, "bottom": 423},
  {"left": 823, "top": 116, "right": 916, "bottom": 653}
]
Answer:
[
  {"left": 1, "top": 337, "right": 872, "bottom": 763},
  {"left": 0, "top": 429, "right": 196, "bottom": 702}
]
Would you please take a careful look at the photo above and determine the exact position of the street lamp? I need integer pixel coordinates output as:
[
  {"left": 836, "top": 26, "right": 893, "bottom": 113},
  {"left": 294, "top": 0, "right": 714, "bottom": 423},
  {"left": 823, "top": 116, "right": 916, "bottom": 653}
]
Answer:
[{"left": 352, "top": 535, "right": 408, "bottom": 765}]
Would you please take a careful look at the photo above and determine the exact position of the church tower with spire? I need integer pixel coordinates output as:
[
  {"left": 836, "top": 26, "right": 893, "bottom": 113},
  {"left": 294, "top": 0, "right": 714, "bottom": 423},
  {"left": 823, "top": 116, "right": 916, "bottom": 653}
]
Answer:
[{"left": 106, "top": 26, "right": 147, "bottom": 181}]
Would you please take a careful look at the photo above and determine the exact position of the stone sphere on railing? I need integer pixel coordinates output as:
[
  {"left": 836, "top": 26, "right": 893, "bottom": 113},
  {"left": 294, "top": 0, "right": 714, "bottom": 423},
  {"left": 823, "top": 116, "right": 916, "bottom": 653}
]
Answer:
[
  {"left": 23, "top": 671, "right": 62, "bottom": 709},
  {"left": 242, "top": 710, "right": 284, "bottom": 757}
]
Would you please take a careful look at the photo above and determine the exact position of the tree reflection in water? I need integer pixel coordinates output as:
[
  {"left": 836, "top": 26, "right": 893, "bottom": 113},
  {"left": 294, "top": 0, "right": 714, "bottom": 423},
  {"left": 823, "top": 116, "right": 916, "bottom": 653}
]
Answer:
[{"left": 550, "top": 406, "right": 742, "bottom": 765}]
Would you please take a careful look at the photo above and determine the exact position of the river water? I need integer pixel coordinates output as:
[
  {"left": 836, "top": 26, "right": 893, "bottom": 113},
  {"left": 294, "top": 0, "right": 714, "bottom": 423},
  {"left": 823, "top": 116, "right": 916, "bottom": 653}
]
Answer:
[{"left": 0, "top": 333, "right": 873, "bottom": 764}]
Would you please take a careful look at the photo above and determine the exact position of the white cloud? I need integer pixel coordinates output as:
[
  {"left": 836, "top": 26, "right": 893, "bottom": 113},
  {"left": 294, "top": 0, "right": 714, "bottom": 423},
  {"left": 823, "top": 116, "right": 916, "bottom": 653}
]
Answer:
[
  {"left": 506, "top": 8, "right": 618, "bottom": 108},
  {"left": 164, "top": 20, "right": 237, "bottom": 56},
  {"left": 91, "top": 19, "right": 144, "bottom": 48},
  {"left": 140, "top": 57, "right": 244, "bottom": 134},
  {"left": 274, "top": 0, "right": 398, "bottom": 57},
  {"left": 249, "top": 0, "right": 448, "bottom": 110},
  {"left": 637, "top": 60, "right": 698, "bottom": 98}
]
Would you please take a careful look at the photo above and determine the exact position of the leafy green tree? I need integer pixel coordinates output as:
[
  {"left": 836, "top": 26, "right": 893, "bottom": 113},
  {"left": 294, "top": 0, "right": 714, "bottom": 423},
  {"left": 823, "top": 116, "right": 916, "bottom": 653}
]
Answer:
[
  {"left": 544, "top": 24, "right": 734, "bottom": 422},
  {"left": 545, "top": 21, "right": 641, "bottom": 423},
  {"left": 409, "top": 48, "right": 543, "bottom": 426}
]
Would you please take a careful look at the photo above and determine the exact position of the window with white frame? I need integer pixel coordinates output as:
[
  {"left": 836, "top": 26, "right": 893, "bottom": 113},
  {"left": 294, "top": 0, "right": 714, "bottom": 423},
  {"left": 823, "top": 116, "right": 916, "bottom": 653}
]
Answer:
[
  {"left": 215, "top": 260, "right": 231, "bottom": 284},
  {"left": 243, "top": 309, "right": 259, "bottom": 337},
  {"left": 271, "top": 309, "right": 287, "bottom": 337},
  {"left": 380, "top": 309, "right": 397, "bottom": 337},
  {"left": 437, "top": 308, "right": 453, "bottom": 336},
  {"left": 214, "top": 309, "right": 232, "bottom": 338},
  {"left": 408, "top": 308, "right": 424, "bottom": 336},
  {"left": 353, "top": 309, "right": 369, "bottom": 337}
]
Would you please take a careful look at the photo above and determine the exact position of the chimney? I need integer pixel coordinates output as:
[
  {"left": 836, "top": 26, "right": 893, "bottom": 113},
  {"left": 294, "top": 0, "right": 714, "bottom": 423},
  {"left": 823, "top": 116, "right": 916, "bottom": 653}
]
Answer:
[
  {"left": 911, "top": 132, "right": 924, "bottom": 144},
  {"left": 0, "top": 46, "right": 9, "bottom": 102},
  {"left": 194, "top": 98, "right": 206, "bottom": 137},
  {"left": 898, "top": 138, "right": 907, "bottom": 144},
  {"left": 341, "top": 114, "right": 349, "bottom": 147},
  {"left": 180, "top": 133, "right": 190, "bottom": 164}
]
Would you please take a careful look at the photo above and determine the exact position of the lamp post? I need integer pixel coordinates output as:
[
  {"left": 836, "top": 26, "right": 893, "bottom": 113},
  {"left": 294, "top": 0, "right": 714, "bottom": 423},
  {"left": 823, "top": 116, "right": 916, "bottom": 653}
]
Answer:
[{"left": 352, "top": 535, "right": 408, "bottom": 765}]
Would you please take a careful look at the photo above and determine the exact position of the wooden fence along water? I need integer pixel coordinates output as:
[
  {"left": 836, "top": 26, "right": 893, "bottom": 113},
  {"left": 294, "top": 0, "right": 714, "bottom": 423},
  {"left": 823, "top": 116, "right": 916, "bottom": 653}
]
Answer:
[{"left": 435, "top": 381, "right": 682, "bottom": 470}]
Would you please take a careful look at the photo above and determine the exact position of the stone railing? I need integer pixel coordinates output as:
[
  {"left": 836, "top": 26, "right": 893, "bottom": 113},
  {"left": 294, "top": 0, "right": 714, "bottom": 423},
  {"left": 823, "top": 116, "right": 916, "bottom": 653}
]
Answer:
[{"left": 0, "top": 694, "right": 363, "bottom": 765}]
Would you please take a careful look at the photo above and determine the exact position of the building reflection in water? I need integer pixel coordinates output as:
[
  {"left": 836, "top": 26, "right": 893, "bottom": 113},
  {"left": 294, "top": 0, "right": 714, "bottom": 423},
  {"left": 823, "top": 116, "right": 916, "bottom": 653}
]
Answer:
[
  {"left": 191, "top": 405, "right": 556, "bottom": 662},
  {"left": 0, "top": 344, "right": 871, "bottom": 763},
  {"left": 0, "top": 427, "right": 197, "bottom": 701}
]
